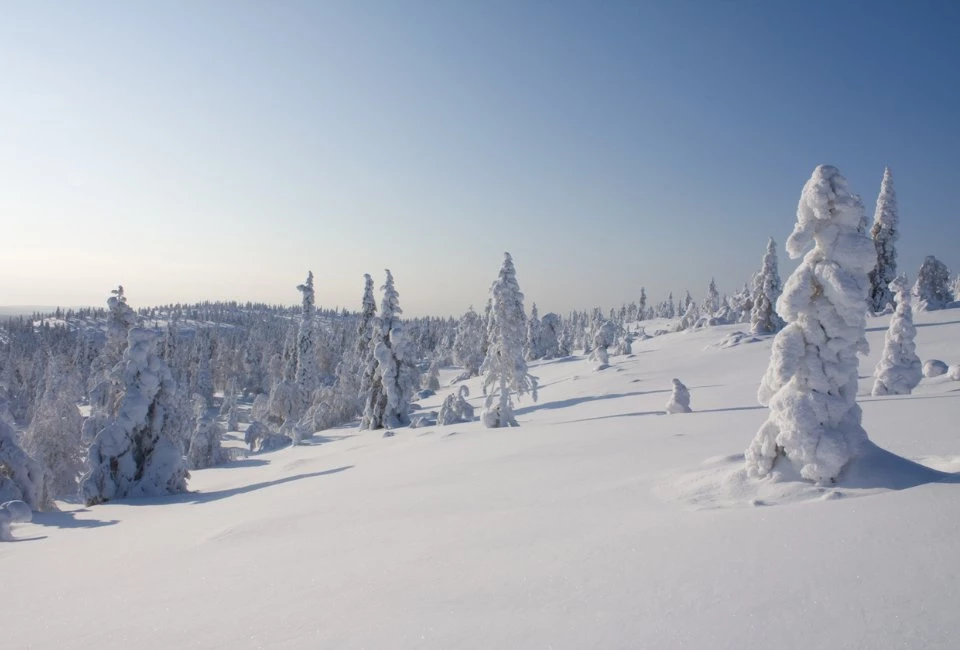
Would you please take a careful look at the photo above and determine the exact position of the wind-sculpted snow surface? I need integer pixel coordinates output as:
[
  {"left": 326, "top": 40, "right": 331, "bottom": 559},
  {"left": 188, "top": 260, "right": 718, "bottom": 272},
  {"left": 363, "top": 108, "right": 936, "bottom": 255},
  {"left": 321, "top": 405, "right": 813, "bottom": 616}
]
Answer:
[
  {"left": 3, "top": 311, "right": 960, "bottom": 647},
  {"left": 747, "top": 166, "right": 876, "bottom": 483}
]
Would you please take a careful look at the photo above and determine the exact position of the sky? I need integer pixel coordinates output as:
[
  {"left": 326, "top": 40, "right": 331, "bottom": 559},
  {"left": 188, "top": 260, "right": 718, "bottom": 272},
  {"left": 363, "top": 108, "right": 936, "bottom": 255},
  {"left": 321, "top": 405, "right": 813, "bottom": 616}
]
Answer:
[{"left": 1, "top": 0, "right": 958, "bottom": 317}]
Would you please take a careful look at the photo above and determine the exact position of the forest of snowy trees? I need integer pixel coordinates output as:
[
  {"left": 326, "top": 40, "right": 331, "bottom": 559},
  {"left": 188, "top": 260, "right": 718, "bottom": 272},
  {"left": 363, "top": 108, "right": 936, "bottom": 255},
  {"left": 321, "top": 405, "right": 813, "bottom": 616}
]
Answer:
[{"left": 1, "top": 166, "right": 958, "bottom": 516}]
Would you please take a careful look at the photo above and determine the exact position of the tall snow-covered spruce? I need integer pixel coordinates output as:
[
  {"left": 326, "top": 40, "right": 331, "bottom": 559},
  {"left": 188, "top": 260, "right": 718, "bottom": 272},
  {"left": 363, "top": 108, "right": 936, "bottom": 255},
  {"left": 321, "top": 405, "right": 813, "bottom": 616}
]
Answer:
[
  {"left": 360, "top": 270, "right": 419, "bottom": 429},
  {"left": 746, "top": 165, "right": 875, "bottom": 483},
  {"left": 480, "top": 253, "right": 538, "bottom": 428},
  {"left": 867, "top": 167, "right": 899, "bottom": 312},
  {"left": 872, "top": 275, "right": 922, "bottom": 396},
  {"left": 79, "top": 327, "right": 189, "bottom": 505},
  {"left": 750, "top": 238, "right": 784, "bottom": 335}
]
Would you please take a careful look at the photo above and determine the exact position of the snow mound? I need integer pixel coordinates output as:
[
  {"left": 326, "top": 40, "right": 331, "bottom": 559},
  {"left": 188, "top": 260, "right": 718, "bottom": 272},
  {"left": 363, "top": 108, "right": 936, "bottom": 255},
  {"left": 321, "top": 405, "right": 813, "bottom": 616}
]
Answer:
[
  {"left": 655, "top": 442, "right": 955, "bottom": 510},
  {"left": 923, "top": 359, "right": 948, "bottom": 377}
]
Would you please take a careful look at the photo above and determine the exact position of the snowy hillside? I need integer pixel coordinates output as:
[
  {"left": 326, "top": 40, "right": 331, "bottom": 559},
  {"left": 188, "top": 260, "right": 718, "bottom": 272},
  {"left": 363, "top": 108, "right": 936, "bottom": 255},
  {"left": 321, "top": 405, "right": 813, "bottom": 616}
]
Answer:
[{"left": 3, "top": 310, "right": 960, "bottom": 649}]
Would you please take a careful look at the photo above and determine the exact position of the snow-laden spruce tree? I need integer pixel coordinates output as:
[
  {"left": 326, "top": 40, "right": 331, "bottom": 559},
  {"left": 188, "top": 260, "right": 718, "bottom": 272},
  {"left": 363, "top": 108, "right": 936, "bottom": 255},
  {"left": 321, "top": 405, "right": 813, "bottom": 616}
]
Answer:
[
  {"left": 746, "top": 165, "right": 876, "bottom": 483},
  {"left": 638, "top": 287, "right": 647, "bottom": 320},
  {"left": 79, "top": 328, "right": 189, "bottom": 505},
  {"left": 295, "top": 271, "right": 320, "bottom": 402},
  {"left": 187, "top": 397, "right": 226, "bottom": 470},
  {"left": 665, "top": 379, "right": 691, "bottom": 414},
  {"left": 0, "top": 413, "right": 48, "bottom": 510},
  {"left": 539, "top": 312, "right": 562, "bottom": 359},
  {"left": 913, "top": 255, "right": 953, "bottom": 310},
  {"left": 701, "top": 278, "right": 720, "bottom": 317},
  {"left": 452, "top": 307, "right": 485, "bottom": 380},
  {"left": 82, "top": 286, "right": 139, "bottom": 445},
  {"left": 868, "top": 167, "right": 900, "bottom": 312},
  {"left": 422, "top": 359, "right": 441, "bottom": 392},
  {"left": 526, "top": 303, "right": 543, "bottom": 361},
  {"left": 480, "top": 253, "right": 538, "bottom": 427},
  {"left": 361, "top": 270, "right": 419, "bottom": 429},
  {"left": 872, "top": 275, "right": 922, "bottom": 396},
  {"left": 20, "top": 355, "right": 84, "bottom": 499},
  {"left": 750, "top": 238, "right": 784, "bottom": 335}
]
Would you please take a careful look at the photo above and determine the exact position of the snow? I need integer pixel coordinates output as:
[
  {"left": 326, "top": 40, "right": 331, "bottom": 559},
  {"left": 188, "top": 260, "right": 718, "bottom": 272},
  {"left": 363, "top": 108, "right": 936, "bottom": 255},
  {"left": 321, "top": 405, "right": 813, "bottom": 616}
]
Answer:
[{"left": 1, "top": 310, "right": 960, "bottom": 648}]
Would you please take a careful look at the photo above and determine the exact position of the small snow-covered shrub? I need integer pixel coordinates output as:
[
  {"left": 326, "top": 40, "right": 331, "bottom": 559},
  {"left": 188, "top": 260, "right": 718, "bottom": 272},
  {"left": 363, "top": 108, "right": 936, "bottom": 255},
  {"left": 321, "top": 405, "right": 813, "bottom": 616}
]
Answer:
[
  {"left": 947, "top": 365, "right": 960, "bottom": 381},
  {"left": 665, "top": 379, "right": 692, "bottom": 414},
  {"left": 923, "top": 360, "right": 948, "bottom": 378},
  {"left": 438, "top": 386, "right": 475, "bottom": 425},
  {"left": 0, "top": 500, "right": 33, "bottom": 541},
  {"left": 872, "top": 275, "right": 921, "bottom": 396},
  {"left": 244, "top": 420, "right": 291, "bottom": 453}
]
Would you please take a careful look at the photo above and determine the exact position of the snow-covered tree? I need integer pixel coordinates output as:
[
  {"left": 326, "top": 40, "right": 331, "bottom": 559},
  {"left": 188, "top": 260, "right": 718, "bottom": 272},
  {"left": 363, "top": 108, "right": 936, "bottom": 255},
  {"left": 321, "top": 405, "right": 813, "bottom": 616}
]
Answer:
[
  {"left": 867, "top": 167, "right": 900, "bottom": 312},
  {"left": 480, "top": 253, "right": 538, "bottom": 427},
  {"left": 613, "top": 325, "right": 633, "bottom": 356},
  {"left": 187, "top": 397, "right": 226, "bottom": 470},
  {"left": 422, "top": 359, "right": 441, "bottom": 392},
  {"left": 437, "top": 386, "right": 475, "bottom": 425},
  {"left": 539, "top": 313, "right": 562, "bottom": 359},
  {"left": 452, "top": 307, "right": 485, "bottom": 379},
  {"left": 20, "top": 355, "right": 84, "bottom": 499},
  {"left": 746, "top": 165, "right": 875, "bottom": 483},
  {"left": 79, "top": 328, "right": 190, "bottom": 505},
  {"left": 665, "top": 379, "right": 691, "bottom": 414},
  {"left": 677, "top": 301, "right": 699, "bottom": 331},
  {"left": 701, "top": 278, "right": 720, "bottom": 317},
  {"left": 361, "top": 270, "right": 419, "bottom": 429},
  {"left": 872, "top": 275, "right": 922, "bottom": 396},
  {"left": 82, "top": 286, "right": 139, "bottom": 445},
  {"left": 638, "top": 287, "right": 647, "bottom": 320},
  {"left": 751, "top": 238, "right": 784, "bottom": 335},
  {"left": 526, "top": 303, "right": 543, "bottom": 361},
  {"left": 589, "top": 320, "right": 616, "bottom": 369},
  {"left": 295, "top": 271, "right": 320, "bottom": 401},
  {"left": 0, "top": 414, "right": 48, "bottom": 510},
  {"left": 913, "top": 255, "right": 953, "bottom": 310}
]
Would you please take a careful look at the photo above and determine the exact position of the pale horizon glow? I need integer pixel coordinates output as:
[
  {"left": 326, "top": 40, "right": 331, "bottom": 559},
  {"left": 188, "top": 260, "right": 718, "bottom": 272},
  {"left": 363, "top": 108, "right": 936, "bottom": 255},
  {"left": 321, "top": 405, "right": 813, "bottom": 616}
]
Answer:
[{"left": 2, "top": 2, "right": 958, "bottom": 317}]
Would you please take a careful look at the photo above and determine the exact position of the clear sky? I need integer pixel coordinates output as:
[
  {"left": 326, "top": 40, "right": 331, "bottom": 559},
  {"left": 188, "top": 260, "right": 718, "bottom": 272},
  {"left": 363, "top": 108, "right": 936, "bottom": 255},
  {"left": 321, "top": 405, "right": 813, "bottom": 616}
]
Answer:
[{"left": 2, "top": 0, "right": 958, "bottom": 317}]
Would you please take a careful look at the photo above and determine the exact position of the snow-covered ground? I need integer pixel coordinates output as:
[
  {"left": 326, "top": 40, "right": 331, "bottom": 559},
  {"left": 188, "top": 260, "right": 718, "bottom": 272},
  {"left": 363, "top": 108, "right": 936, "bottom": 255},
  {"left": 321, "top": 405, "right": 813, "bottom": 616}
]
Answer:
[{"left": 3, "top": 310, "right": 959, "bottom": 649}]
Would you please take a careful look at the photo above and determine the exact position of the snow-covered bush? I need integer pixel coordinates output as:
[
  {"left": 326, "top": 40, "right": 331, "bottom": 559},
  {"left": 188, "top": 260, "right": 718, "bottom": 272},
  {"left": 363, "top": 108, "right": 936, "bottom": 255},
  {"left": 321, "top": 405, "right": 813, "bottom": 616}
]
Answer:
[
  {"left": 0, "top": 500, "right": 32, "bottom": 541},
  {"left": 947, "top": 364, "right": 960, "bottom": 381},
  {"left": 438, "top": 386, "right": 475, "bottom": 425},
  {"left": 244, "top": 420, "right": 290, "bottom": 453},
  {"left": 868, "top": 167, "right": 899, "bottom": 312},
  {"left": 79, "top": 328, "right": 190, "bottom": 506},
  {"left": 480, "top": 253, "right": 538, "bottom": 428},
  {"left": 872, "top": 275, "right": 921, "bottom": 396},
  {"left": 922, "top": 359, "right": 948, "bottom": 378},
  {"left": 589, "top": 320, "right": 616, "bottom": 369},
  {"left": 665, "top": 379, "right": 691, "bottom": 414},
  {"left": 913, "top": 256, "right": 953, "bottom": 310},
  {"left": 746, "top": 165, "right": 875, "bottom": 484},
  {"left": 750, "top": 238, "right": 784, "bottom": 335}
]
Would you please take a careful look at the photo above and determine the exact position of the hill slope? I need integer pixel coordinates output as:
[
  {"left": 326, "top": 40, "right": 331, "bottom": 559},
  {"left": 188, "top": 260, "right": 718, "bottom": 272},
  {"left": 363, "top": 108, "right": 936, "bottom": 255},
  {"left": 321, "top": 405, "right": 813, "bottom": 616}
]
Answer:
[{"left": 3, "top": 311, "right": 959, "bottom": 649}]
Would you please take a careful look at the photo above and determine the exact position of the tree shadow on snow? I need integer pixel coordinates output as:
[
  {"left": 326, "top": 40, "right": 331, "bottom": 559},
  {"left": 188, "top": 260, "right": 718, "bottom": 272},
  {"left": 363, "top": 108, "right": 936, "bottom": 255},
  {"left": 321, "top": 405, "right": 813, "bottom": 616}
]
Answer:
[
  {"left": 560, "top": 410, "right": 664, "bottom": 425},
  {"left": 31, "top": 509, "right": 120, "bottom": 531},
  {"left": 121, "top": 466, "right": 355, "bottom": 507},
  {"left": 842, "top": 442, "right": 960, "bottom": 491},
  {"left": 865, "top": 318, "right": 960, "bottom": 333},
  {"left": 513, "top": 390, "right": 670, "bottom": 416},
  {"left": 695, "top": 404, "right": 767, "bottom": 414},
  {"left": 860, "top": 393, "right": 960, "bottom": 404}
]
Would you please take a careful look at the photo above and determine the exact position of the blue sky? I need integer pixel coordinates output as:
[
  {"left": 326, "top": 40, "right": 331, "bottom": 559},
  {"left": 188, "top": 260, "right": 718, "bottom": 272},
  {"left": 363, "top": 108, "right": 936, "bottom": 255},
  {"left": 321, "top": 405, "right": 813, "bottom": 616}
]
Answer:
[{"left": 1, "top": 1, "right": 958, "bottom": 316}]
